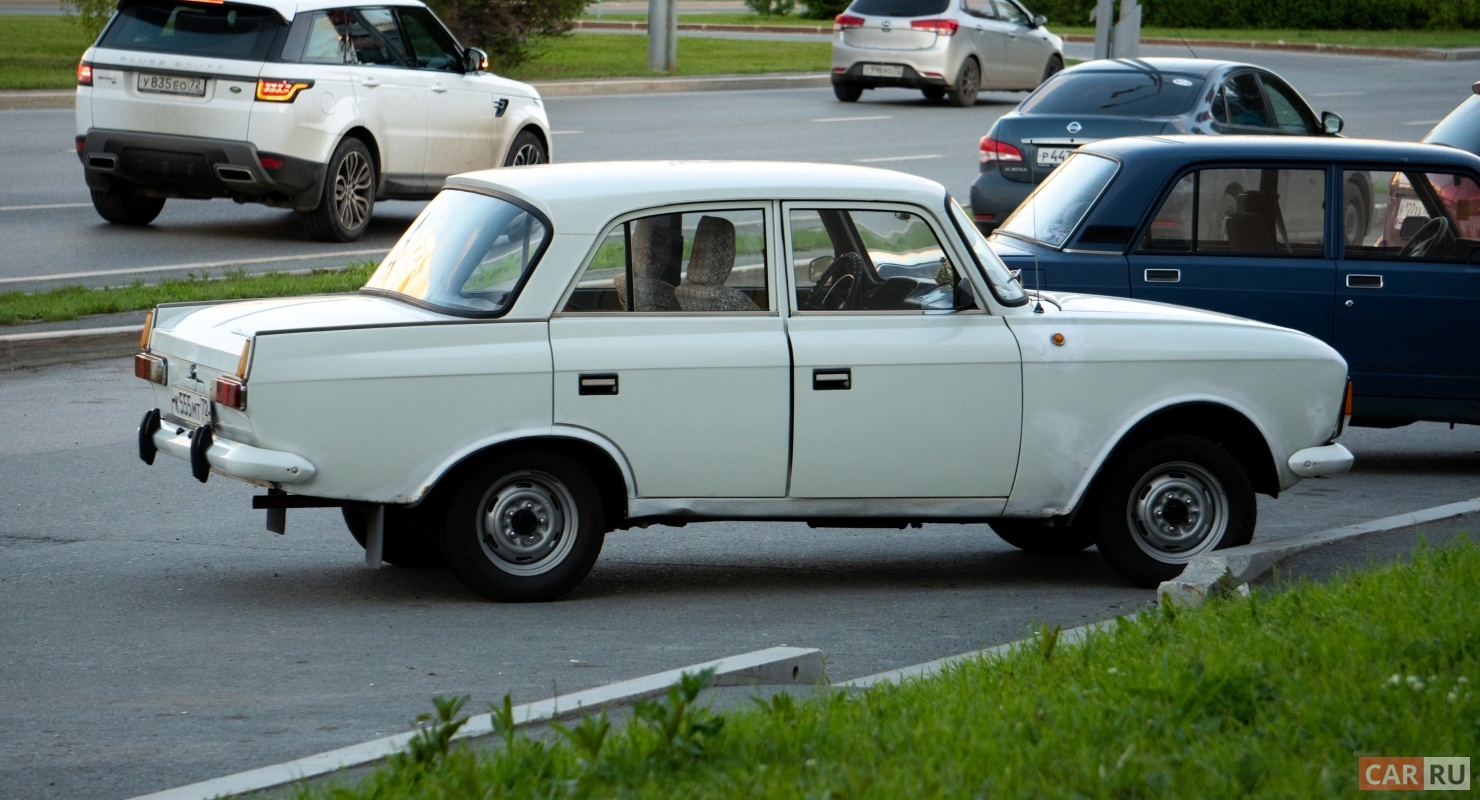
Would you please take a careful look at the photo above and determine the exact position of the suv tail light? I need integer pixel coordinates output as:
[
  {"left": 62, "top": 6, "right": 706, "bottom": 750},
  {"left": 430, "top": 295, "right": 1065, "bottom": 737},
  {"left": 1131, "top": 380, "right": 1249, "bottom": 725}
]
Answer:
[
  {"left": 834, "top": 14, "right": 864, "bottom": 29},
  {"left": 255, "top": 79, "right": 313, "bottom": 103},
  {"left": 910, "top": 18, "right": 959, "bottom": 35},
  {"left": 979, "top": 136, "right": 1023, "bottom": 164},
  {"left": 77, "top": 61, "right": 93, "bottom": 86},
  {"left": 213, "top": 376, "right": 246, "bottom": 410}
]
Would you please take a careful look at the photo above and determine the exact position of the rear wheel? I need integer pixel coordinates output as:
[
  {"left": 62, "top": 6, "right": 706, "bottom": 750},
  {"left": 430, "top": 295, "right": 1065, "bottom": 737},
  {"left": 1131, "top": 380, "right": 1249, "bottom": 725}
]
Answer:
[
  {"left": 921, "top": 86, "right": 947, "bottom": 102},
  {"left": 833, "top": 81, "right": 863, "bottom": 103},
  {"left": 504, "top": 129, "right": 547, "bottom": 166},
  {"left": 949, "top": 58, "right": 980, "bottom": 108},
  {"left": 989, "top": 518, "right": 1096, "bottom": 555},
  {"left": 302, "top": 137, "right": 375, "bottom": 242},
  {"left": 344, "top": 505, "right": 443, "bottom": 568},
  {"left": 90, "top": 186, "right": 165, "bottom": 225}
]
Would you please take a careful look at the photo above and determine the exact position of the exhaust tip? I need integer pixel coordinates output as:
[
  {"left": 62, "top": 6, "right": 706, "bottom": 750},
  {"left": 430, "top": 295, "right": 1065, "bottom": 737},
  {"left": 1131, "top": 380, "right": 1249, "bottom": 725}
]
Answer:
[
  {"left": 88, "top": 154, "right": 117, "bottom": 170},
  {"left": 215, "top": 166, "right": 257, "bottom": 183}
]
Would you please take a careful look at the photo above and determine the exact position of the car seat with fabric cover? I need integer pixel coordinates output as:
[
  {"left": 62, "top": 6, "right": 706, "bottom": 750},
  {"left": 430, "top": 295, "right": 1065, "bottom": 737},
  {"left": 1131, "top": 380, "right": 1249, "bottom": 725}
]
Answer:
[
  {"left": 674, "top": 216, "right": 759, "bottom": 312},
  {"left": 1225, "top": 190, "right": 1278, "bottom": 253},
  {"left": 614, "top": 216, "right": 681, "bottom": 311}
]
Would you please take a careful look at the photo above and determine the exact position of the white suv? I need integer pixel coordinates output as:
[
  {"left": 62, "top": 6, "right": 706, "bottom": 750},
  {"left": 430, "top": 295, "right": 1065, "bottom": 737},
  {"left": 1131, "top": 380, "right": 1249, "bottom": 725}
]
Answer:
[{"left": 76, "top": 0, "right": 552, "bottom": 241}]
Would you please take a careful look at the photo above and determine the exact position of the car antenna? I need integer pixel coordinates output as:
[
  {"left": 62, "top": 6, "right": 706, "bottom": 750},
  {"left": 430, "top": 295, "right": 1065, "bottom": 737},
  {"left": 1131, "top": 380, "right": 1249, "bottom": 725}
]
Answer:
[
  {"left": 1172, "top": 28, "right": 1199, "bottom": 59},
  {"left": 1032, "top": 200, "right": 1045, "bottom": 314}
]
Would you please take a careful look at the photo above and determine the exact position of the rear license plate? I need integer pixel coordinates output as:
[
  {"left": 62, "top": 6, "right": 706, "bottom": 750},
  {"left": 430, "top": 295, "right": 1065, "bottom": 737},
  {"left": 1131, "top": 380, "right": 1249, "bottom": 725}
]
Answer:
[
  {"left": 137, "top": 72, "right": 206, "bottom": 98},
  {"left": 1397, "top": 198, "right": 1426, "bottom": 220},
  {"left": 170, "top": 386, "right": 211, "bottom": 427},
  {"left": 862, "top": 64, "right": 904, "bottom": 78},
  {"left": 1036, "top": 147, "right": 1074, "bottom": 167}
]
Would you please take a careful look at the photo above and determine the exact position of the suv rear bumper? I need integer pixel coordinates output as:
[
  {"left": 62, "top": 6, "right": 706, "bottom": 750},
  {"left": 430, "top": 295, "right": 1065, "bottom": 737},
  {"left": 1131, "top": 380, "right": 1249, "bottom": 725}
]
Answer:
[{"left": 79, "top": 129, "right": 323, "bottom": 211}]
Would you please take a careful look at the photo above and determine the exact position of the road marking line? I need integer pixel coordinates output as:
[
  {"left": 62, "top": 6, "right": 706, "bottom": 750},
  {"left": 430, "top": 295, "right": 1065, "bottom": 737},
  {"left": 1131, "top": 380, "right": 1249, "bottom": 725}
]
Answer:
[
  {"left": 0, "top": 202, "right": 92, "bottom": 212},
  {"left": 853, "top": 154, "right": 943, "bottom": 163},
  {"left": 0, "top": 249, "right": 387, "bottom": 285},
  {"left": 812, "top": 115, "right": 892, "bottom": 122},
  {"left": 1308, "top": 91, "right": 1364, "bottom": 97},
  {"left": 550, "top": 129, "right": 583, "bottom": 135},
  {"left": 1404, "top": 119, "right": 1442, "bottom": 126}
]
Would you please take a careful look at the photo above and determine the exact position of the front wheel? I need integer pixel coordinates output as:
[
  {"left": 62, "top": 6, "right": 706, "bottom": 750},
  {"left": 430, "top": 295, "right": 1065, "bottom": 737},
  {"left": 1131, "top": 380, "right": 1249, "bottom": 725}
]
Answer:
[
  {"left": 948, "top": 58, "right": 980, "bottom": 108},
  {"left": 302, "top": 137, "right": 375, "bottom": 242},
  {"left": 504, "top": 129, "right": 548, "bottom": 167},
  {"left": 441, "top": 451, "right": 605, "bottom": 602},
  {"left": 1094, "top": 435, "right": 1255, "bottom": 587},
  {"left": 91, "top": 186, "right": 165, "bottom": 225},
  {"left": 833, "top": 81, "right": 863, "bottom": 103}
]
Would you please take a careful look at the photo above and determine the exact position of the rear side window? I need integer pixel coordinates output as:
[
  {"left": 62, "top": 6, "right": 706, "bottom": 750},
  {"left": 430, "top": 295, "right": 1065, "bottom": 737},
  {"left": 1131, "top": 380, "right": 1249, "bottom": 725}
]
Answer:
[
  {"left": 848, "top": 0, "right": 951, "bottom": 16},
  {"left": 1138, "top": 167, "right": 1326, "bottom": 257},
  {"left": 99, "top": 0, "right": 285, "bottom": 60},
  {"left": 1020, "top": 71, "right": 1202, "bottom": 117},
  {"left": 1425, "top": 95, "right": 1480, "bottom": 153}
]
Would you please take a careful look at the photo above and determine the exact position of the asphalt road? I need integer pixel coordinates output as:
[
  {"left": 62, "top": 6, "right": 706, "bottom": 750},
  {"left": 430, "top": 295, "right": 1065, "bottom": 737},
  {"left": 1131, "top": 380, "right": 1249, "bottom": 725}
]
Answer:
[
  {"left": 2, "top": 42, "right": 1476, "bottom": 289},
  {"left": 2, "top": 357, "right": 1479, "bottom": 799}
]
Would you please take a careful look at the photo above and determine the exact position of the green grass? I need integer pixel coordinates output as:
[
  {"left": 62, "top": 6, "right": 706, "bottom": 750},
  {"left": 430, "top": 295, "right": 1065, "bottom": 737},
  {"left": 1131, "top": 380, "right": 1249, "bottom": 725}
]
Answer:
[
  {"left": 0, "top": 15, "right": 93, "bottom": 90},
  {"left": 582, "top": 13, "right": 829, "bottom": 26},
  {"left": 0, "top": 263, "right": 376, "bottom": 326},
  {"left": 504, "top": 33, "right": 829, "bottom": 81},
  {"left": 297, "top": 539, "right": 1479, "bottom": 799}
]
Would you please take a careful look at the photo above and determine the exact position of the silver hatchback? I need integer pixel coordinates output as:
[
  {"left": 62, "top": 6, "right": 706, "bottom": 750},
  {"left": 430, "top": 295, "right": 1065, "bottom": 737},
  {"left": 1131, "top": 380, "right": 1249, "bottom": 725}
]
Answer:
[{"left": 831, "top": 0, "right": 1063, "bottom": 107}]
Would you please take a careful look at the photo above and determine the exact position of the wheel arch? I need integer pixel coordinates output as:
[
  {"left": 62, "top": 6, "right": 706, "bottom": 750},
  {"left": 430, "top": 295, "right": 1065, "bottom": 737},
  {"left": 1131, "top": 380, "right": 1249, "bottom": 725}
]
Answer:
[{"left": 340, "top": 126, "right": 382, "bottom": 188}]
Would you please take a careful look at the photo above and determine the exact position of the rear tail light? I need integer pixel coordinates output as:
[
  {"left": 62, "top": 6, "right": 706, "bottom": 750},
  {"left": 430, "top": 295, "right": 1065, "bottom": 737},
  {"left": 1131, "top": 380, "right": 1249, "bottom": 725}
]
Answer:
[
  {"left": 134, "top": 353, "right": 166, "bottom": 384},
  {"left": 213, "top": 376, "right": 246, "bottom": 410},
  {"left": 255, "top": 79, "right": 313, "bottom": 103},
  {"left": 834, "top": 13, "right": 864, "bottom": 29},
  {"left": 979, "top": 136, "right": 1023, "bottom": 164},
  {"left": 910, "top": 18, "right": 959, "bottom": 35},
  {"left": 77, "top": 61, "right": 93, "bottom": 87}
]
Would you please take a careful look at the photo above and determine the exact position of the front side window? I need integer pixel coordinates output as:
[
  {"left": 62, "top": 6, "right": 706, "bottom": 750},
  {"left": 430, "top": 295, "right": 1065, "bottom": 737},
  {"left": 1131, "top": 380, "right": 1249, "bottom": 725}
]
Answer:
[
  {"left": 345, "top": 8, "right": 408, "bottom": 65},
  {"left": 563, "top": 209, "right": 769, "bottom": 313},
  {"left": 1347, "top": 168, "right": 1480, "bottom": 261},
  {"left": 1261, "top": 76, "right": 1317, "bottom": 134},
  {"left": 993, "top": 0, "right": 1028, "bottom": 25},
  {"left": 397, "top": 7, "right": 463, "bottom": 71},
  {"left": 789, "top": 207, "right": 969, "bottom": 312},
  {"left": 1137, "top": 167, "right": 1326, "bottom": 257},
  {"left": 1213, "top": 73, "right": 1271, "bottom": 129},
  {"left": 997, "top": 152, "right": 1118, "bottom": 248},
  {"left": 364, "top": 190, "right": 548, "bottom": 316},
  {"left": 99, "top": 0, "right": 285, "bottom": 60}
]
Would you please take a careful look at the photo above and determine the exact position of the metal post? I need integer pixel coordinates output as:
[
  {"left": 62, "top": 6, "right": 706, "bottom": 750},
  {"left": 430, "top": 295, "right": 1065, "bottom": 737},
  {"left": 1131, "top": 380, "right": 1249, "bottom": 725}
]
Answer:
[
  {"left": 1111, "top": 0, "right": 1141, "bottom": 59},
  {"left": 648, "top": 0, "right": 676, "bottom": 72},
  {"left": 1093, "top": 0, "right": 1114, "bottom": 60},
  {"left": 664, "top": 0, "right": 677, "bottom": 71}
]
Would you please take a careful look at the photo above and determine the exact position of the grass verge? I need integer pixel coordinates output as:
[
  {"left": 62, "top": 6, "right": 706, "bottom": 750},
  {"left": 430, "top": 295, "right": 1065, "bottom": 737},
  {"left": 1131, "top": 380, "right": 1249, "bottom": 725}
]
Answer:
[
  {"left": 299, "top": 539, "right": 1478, "bottom": 799},
  {"left": 582, "top": 13, "right": 828, "bottom": 26},
  {"left": 0, "top": 15, "right": 93, "bottom": 90},
  {"left": 504, "top": 33, "right": 829, "bottom": 82},
  {"left": 0, "top": 263, "right": 375, "bottom": 326},
  {"left": 1055, "top": 25, "right": 1480, "bottom": 48}
]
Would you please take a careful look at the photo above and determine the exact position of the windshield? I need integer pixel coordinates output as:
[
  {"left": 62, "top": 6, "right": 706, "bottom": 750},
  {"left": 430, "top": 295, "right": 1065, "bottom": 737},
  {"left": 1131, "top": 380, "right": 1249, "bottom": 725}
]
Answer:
[
  {"left": 997, "top": 152, "right": 1118, "bottom": 248},
  {"left": 100, "top": 0, "right": 285, "bottom": 60},
  {"left": 363, "top": 190, "right": 549, "bottom": 317},
  {"left": 948, "top": 199, "right": 1028, "bottom": 306},
  {"left": 1020, "top": 70, "right": 1203, "bottom": 117}
]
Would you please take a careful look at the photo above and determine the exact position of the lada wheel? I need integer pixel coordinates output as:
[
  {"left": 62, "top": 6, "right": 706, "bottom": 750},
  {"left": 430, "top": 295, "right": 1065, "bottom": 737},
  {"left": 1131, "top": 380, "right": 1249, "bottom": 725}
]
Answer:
[
  {"left": 503, "top": 130, "right": 547, "bottom": 166},
  {"left": 989, "top": 519, "right": 1096, "bottom": 555},
  {"left": 1095, "top": 435, "right": 1254, "bottom": 588},
  {"left": 949, "top": 58, "right": 980, "bottom": 108},
  {"left": 442, "top": 452, "right": 605, "bottom": 602},
  {"left": 90, "top": 186, "right": 165, "bottom": 225},
  {"left": 343, "top": 506, "right": 444, "bottom": 568},
  {"left": 303, "top": 137, "right": 375, "bottom": 243}
]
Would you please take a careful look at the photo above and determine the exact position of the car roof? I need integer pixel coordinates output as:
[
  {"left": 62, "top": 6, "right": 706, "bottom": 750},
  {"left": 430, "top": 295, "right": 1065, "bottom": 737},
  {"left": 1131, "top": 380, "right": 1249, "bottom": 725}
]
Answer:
[
  {"left": 173, "top": 0, "right": 427, "bottom": 22},
  {"left": 1059, "top": 57, "right": 1254, "bottom": 78},
  {"left": 445, "top": 161, "right": 952, "bottom": 235},
  {"left": 1080, "top": 135, "right": 1480, "bottom": 167}
]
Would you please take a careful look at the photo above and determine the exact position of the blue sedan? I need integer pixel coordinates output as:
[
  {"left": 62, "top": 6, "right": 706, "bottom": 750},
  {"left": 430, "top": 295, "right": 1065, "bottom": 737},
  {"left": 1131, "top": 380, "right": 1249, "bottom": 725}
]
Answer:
[{"left": 988, "top": 135, "right": 1480, "bottom": 428}]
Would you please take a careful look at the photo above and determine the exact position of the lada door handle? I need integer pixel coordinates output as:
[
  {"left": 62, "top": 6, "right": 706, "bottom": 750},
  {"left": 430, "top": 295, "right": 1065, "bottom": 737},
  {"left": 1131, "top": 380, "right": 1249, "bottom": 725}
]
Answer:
[
  {"left": 813, "top": 368, "right": 851, "bottom": 391},
  {"left": 578, "top": 373, "right": 618, "bottom": 396},
  {"left": 1346, "top": 273, "right": 1383, "bottom": 289},
  {"left": 1144, "top": 268, "right": 1181, "bottom": 283}
]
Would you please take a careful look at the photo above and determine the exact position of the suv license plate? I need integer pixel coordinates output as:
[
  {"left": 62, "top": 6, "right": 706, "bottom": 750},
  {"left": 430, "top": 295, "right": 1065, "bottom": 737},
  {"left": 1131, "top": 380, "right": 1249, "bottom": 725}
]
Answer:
[
  {"left": 137, "top": 72, "right": 206, "bottom": 98},
  {"left": 170, "top": 386, "right": 212, "bottom": 427},
  {"left": 862, "top": 64, "right": 904, "bottom": 78},
  {"left": 1036, "top": 147, "right": 1074, "bottom": 167}
]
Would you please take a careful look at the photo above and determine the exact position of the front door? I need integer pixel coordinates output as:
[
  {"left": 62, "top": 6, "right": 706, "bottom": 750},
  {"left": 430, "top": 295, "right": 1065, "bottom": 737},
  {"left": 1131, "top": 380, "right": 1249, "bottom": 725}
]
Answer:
[
  {"left": 395, "top": 5, "right": 502, "bottom": 177},
  {"left": 782, "top": 203, "right": 1022, "bottom": 499}
]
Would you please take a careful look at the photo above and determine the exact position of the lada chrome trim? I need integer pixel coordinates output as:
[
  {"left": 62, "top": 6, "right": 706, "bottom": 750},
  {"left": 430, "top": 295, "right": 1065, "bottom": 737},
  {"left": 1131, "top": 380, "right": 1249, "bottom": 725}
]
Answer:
[
  {"left": 151, "top": 425, "right": 316, "bottom": 484},
  {"left": 628, "top": 497, "right": 1008, "bottom": 520}
]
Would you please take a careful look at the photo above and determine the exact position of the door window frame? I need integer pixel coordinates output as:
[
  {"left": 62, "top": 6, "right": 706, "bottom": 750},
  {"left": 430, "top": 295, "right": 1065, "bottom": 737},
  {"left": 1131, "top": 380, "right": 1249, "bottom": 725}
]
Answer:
[{"left": 1132, "top": 162, "right": 1337, "bottom": 260}]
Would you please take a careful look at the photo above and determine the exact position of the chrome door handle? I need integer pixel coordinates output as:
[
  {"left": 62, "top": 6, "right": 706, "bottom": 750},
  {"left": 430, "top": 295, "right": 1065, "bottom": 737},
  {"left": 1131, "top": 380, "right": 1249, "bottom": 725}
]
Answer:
[
  {"left": 1144, "top": 268, "right": 1181, "bottom": 283},
  {"left": 1346, "top": 274, "right": 1383, "bottom": 289},
  {"left": 813, "top": 368, "right": 851, "bottom": 391},
  {"left": 578, "top": 373, "right": 618, "bottom": 396}
]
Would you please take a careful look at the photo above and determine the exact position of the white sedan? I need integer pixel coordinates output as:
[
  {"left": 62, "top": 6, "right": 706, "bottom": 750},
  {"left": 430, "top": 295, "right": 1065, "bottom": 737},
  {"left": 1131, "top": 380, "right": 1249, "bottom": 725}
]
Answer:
[{"left": 133, "top": 162, "right": 1353, "bottom": 601}]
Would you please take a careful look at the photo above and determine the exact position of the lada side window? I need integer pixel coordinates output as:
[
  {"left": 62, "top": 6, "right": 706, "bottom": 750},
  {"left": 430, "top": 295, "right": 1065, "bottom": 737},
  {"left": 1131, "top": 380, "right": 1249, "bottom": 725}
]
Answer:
[
  {"left": 563, "top": 209, "right": 770, "bottom": 313},
  {"left": 1137, "top": 167, "right": 1326, "bottom": 257},
  {"left": 1346, "top": 169, "right": 1480, "bottom": 261},
  {"left": 789, "top": 208, "right": 964, "bottom": 312}
]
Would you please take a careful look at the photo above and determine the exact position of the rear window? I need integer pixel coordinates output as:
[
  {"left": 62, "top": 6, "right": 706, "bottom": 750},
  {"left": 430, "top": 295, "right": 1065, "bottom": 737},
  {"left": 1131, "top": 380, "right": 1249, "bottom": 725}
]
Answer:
[
  {"left": 849, "top": 0, "right": 951, "bottom": 16},
  {"left": 99, "top": 0, "right": 285, "bottom": 61},
  {"left": 1020, "top": 71, "right": 1204, "bottom": 117}
]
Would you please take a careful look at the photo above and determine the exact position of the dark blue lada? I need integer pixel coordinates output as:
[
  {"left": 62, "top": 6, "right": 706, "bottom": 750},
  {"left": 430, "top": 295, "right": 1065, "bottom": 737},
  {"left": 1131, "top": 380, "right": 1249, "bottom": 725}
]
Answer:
[{"left": 988, "top": 135, "right": 1480, "bottom": 427}]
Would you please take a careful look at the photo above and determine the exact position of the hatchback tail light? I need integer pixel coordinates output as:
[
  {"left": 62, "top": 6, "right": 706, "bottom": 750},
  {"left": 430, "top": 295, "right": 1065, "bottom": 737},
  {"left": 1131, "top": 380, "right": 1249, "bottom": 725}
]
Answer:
[
  {"left": 979, "top": 136, "right": 1023, "bottom": 165},
  {"left": 213, "top": 376, "right": 246, "bottom": 410},
  {"left": 910, "top": 18, "right": 959, "bottom": 35},
  {"left": 77, "top": 61, "right": 93, "bottom": 86},
  {"left": 834, "top": 13, "right": 864, "bottom": 29}
]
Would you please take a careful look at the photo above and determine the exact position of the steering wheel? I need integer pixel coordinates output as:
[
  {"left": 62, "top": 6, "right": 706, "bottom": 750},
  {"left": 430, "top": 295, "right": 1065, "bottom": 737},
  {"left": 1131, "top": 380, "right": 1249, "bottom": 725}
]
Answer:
[
  {"left": 803, "top": 252, "right": 865, "bottom": 310},
  {"left": 1398, "top": 216, "right": 1452, "bottom": 258}
]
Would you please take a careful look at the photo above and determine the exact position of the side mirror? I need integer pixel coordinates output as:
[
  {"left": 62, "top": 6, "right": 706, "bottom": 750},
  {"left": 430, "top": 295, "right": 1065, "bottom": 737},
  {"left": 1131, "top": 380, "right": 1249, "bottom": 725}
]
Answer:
[
  {"left": 954, "top": 279, "right": 978, "bottom": 310},
  {"left": 807, "top": 255, "right": 833, "bottom": 282},
  {"left": 463, "top": 47, "right": 488, "bottom": 74},
  {"left": 1031, "top": 14, "right": 1047, "bottom": 27},
  {"left": 1321, "top": 111, "right": 1344, "bottom": 135}
]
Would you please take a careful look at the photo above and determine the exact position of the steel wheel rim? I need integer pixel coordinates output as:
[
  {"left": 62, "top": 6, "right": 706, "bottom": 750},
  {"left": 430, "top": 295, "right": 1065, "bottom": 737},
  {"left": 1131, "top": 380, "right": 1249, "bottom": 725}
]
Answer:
[
  {"left": 510, "top": 143, "right": 543, "bottom": 166},
  {"left": 1124, "top": 460, "right": 1228, "bottom": 563},
  {"left": 333, "top": 150, "right": 372, "bottom": 232},
  {"left": 477, "top": 470, "right": 578, "bottom": 576}
]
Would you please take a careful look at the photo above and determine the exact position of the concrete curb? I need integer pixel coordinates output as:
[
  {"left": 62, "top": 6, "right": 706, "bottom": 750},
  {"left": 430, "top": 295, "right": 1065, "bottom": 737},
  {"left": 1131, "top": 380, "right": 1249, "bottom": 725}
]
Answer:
[
  {"left": 1, "top": 324, "right": 141, "bottom": 370},
  {"left": 1158, "top": 496, "right": 1480, "bottom": 605},
  {"left": 127, "top": 645, "right": 824, "bottom": 800}
]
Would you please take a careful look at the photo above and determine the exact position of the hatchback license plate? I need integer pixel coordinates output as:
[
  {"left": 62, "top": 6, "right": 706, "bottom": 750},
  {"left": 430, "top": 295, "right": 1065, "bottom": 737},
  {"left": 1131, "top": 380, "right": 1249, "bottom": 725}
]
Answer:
[
  {"left": 1036, "top": 147, "right": 1074, "bottom": 167},
  {"left": 137, "top": 72, "right": 206, "bottom": 97},
  {"left": 862, "top": 64, "right": 904, "bottom": 78},
  {"left": 170, "top": 386, "right": 211, "bottom": 427}
]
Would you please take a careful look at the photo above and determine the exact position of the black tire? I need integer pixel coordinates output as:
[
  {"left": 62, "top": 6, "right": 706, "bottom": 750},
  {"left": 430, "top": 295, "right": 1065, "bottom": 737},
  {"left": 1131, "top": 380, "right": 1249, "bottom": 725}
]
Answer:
[
  {"left": 921, "top": 86, "right": 947, "bottom": 102},
  {"left": 343, "top": 506, "right": 444, "bottom": 568},
  {"left": 503, "top": 129, "right": 548, "bottom": 167},
  {"left": 1040, "top": 54, "right": 1064, "bottom": 85},
  {"left": 833, "top": 81, "right": 863, "bottom": 103},
  {"left": 441, "top": 451, "right": 605, "bottom": 602},
  {"left": 948, "top": 57, "right": 980, "bottom": 108},
  {"left": 1343, "top": 179, "right": 1370, "bottom": 246},
  {"left": 90, "top": 186, "right": 165, "bottom": 226},
  {"left": 302, "top": 137, "right": 375, "bottom": 242},
  {"left": 1095, "top": 435, "right": 1255, "bottom": 588},
  {"left": 989, "top": 518, "right": 1096, "bottom": 555}
]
